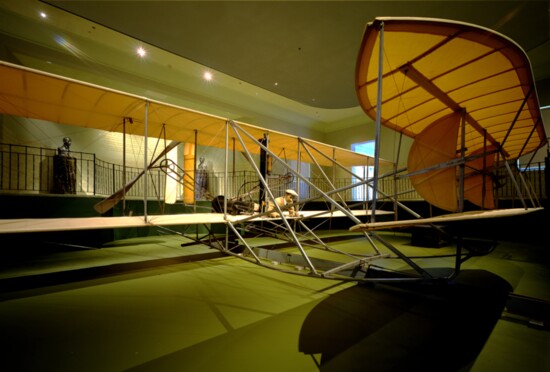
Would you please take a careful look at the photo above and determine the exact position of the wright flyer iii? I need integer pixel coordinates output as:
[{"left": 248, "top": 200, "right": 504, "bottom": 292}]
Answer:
[{"left": 0, "top": 17, "right": 546, "bottom": 283}]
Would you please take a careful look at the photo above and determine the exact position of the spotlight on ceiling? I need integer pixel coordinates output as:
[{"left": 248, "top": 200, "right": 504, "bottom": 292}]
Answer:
[
  {"left": 203, "top": 71, "right": 213, "bottom": 81},
  {"left": 136, "top": 47, "right": 146, "bottom": 58}
]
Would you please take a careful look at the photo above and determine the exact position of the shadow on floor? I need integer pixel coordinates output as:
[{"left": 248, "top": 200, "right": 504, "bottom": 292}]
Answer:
[{"left": 299, "top": 269, "right": 512, "bottom": 371}]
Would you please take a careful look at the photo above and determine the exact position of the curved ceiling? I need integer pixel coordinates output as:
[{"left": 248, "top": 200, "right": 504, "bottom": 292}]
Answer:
[
  {"left": 44, "top": 1, "right": 550, "bottom": 110},
  {"left": 1, "top": 1, "right": 549, "bottom": 139}
]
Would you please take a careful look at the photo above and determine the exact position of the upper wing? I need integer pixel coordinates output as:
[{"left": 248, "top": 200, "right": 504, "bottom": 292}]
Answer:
[
  {"left": 0, "top": 60, "right": 391, "bottom": 168},
  {"left": 356, "top": 17, "right": 547, "bottom": 161}
]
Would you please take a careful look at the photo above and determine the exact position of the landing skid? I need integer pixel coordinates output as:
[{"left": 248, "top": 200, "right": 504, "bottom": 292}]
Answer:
[{"left": 169, "top": 217, "right": 492, "bottom": 284}]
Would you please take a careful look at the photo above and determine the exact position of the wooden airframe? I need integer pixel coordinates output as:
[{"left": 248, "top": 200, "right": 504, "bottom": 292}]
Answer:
[
  {"left": 0, "top": 59, "right": 398, "bottom": 283},
  {"left": 0, "top": 16, "right": 547, "bottom": 283}
]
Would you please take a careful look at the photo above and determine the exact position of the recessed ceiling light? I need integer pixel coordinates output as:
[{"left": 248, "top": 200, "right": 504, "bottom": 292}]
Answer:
[
  {"left": 39, "top": 11, "right": 47, "bottom": 19},
  {"left": 203, "top": 71, "right": 213, "bottom": 81},
  {"left": 136, "top": 47, "right": 146, "bottom": 57}
]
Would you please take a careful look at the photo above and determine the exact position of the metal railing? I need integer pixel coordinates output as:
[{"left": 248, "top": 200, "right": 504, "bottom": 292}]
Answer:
[
  {"left": 0, "top": 143, "right": 546, "bottom": 206},
  {"left": 0, "top": 143, "right": 94, "bottom": 193},
  {"left": 495, "top": 161, "right": 547, "bottom": 205},
  {"left": 0, "top": 143, "right": 165, "bottom": 197}
]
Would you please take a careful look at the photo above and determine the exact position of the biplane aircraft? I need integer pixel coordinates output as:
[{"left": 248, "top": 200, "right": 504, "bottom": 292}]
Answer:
[
  {"left": 0, "top": 17, "right": 546, "bottom": 283},
  {"left": 0, "top": 58, "right": 397, "bottom": 282}
]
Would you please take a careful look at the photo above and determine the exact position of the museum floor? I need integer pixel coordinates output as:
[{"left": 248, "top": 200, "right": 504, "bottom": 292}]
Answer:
[{"left": 0, "top": 230, "right": 548, "bottom": 371}]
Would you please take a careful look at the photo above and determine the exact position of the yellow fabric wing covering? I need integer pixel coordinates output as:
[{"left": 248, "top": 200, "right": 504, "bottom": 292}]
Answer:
[
  {"left": 463, "top": 146, "right": 496, "bottom": 209},
  {"left": 356, "top": 17, "right": 546, "bottom": 161},
  {"left": 356, "top": 17, "right": 547, "bottom": 211},
  {"left": 408, "top": 112, "right": 460, "bottom": 211},
  {"left": 0, "top": 61, "right": 391, "bottom": 169}
]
